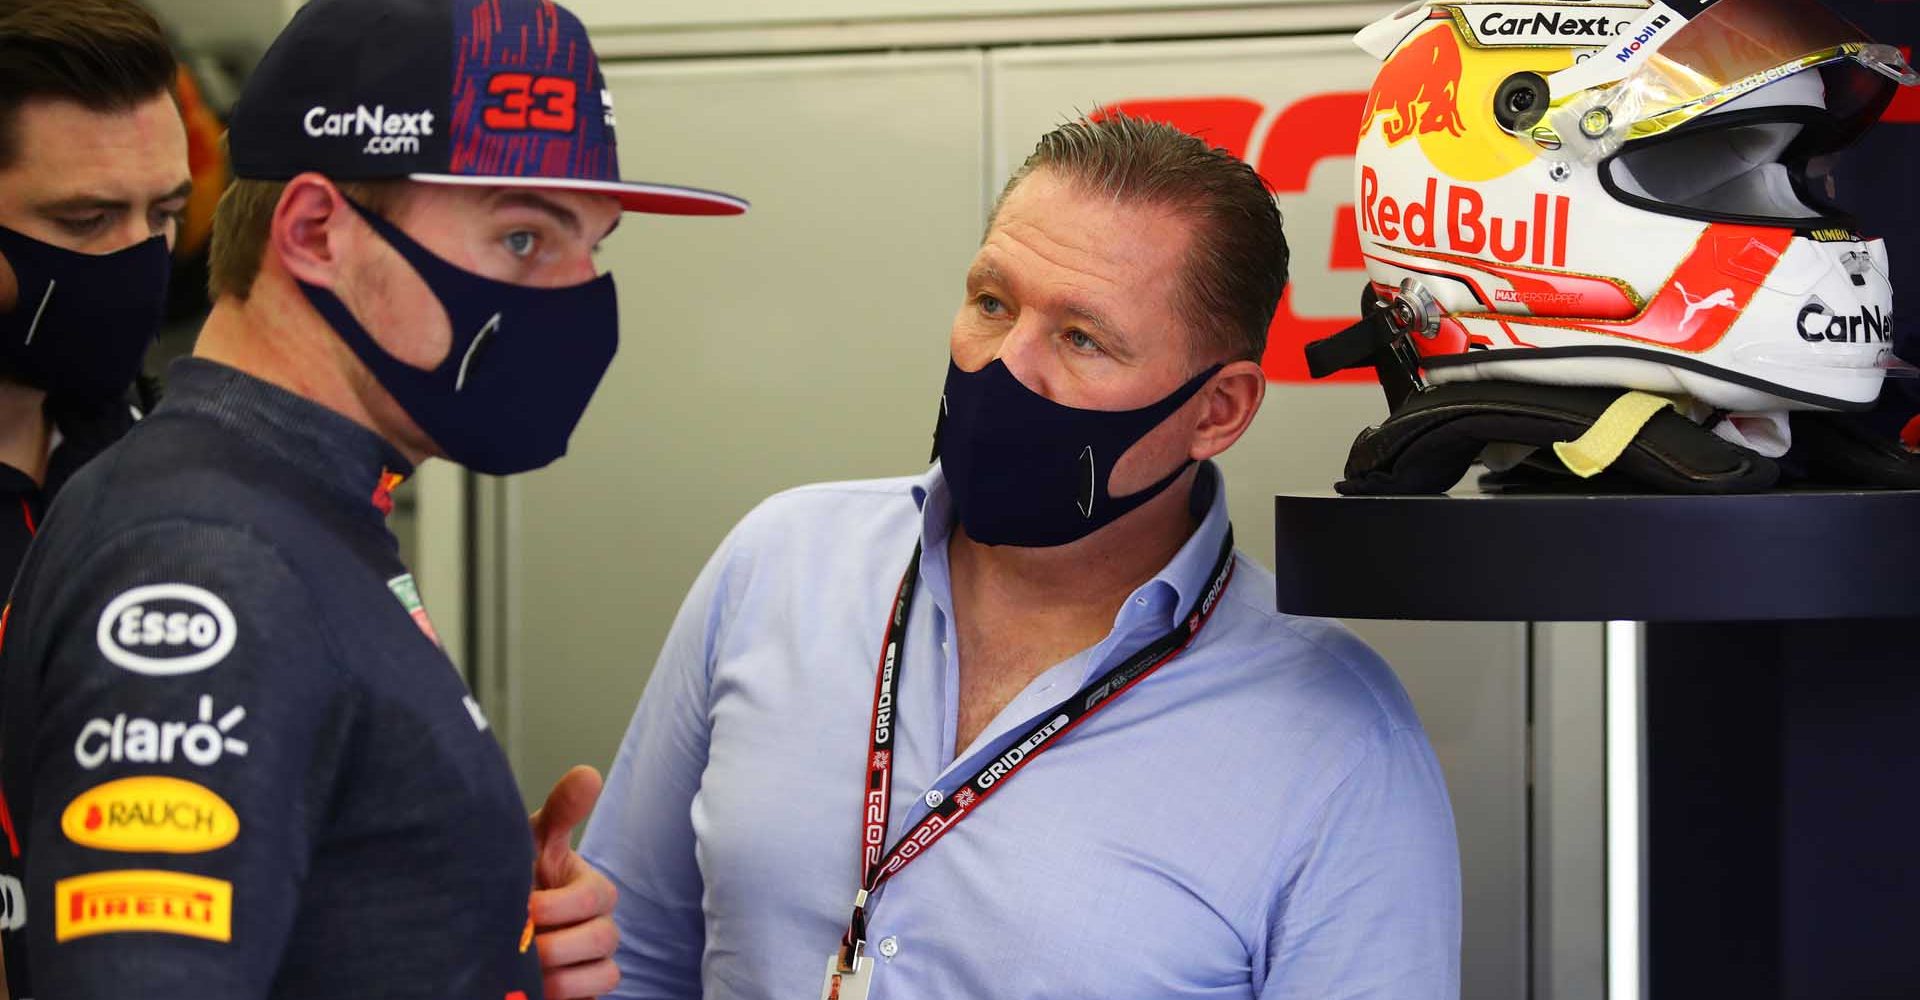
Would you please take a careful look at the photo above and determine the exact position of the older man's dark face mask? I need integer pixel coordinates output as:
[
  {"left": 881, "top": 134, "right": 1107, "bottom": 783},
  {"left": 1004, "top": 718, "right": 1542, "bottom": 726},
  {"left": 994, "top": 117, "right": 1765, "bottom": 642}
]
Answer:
[{"left": 933, "top": 356, "right": 1221, "bottom": 548}]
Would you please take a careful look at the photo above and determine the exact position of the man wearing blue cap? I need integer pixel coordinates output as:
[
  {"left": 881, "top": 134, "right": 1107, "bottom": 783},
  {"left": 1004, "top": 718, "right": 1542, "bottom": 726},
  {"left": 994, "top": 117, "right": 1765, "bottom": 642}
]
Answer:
[{"left": 0, "top": 1, "right": 745, "bottom": 998}]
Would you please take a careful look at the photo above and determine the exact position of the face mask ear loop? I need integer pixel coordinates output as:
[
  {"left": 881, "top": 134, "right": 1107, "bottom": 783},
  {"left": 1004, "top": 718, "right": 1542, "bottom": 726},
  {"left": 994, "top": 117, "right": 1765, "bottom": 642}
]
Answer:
[
  {"left": 1091, "top": 362, "right": 1226, "bottom": 507},
  {"left": 336, "top": 194, "right": 453, "bottom": 293}
]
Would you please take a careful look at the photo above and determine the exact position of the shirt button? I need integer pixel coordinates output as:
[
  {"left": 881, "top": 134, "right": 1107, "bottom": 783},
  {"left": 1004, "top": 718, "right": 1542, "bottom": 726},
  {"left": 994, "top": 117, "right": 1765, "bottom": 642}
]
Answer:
[
  {"left": 878, "top": 936, "right": 900, "bottom": 959},
  {"left": 924, "top": 789, "right": 944, "bottom": 808}
]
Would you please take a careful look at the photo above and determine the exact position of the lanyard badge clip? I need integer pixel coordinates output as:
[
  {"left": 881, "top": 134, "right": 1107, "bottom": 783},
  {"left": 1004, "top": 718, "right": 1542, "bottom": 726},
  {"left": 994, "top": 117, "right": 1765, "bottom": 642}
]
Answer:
[
  {"left": 825, "top": 890, "right": 875, "bottom": 1000},
  {"left": 838, "top": 889, "right": 870, "bottom": 972}
]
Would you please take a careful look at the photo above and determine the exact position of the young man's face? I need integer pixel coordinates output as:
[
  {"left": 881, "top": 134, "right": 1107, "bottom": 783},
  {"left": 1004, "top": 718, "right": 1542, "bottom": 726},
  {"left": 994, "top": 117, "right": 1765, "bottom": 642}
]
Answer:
[
  {"left": 0, "top": 92, "right": 191, "bottom": 309},
  {"left": 333, "top": 182, "right": 623, "bottom": 375}
]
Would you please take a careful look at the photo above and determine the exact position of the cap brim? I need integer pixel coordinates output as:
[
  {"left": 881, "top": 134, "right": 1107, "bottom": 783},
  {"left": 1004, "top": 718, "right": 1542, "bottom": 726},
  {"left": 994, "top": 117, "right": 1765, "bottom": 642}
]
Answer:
[{"left": 409, "top": 173, "right": 748, "bottom": 216}]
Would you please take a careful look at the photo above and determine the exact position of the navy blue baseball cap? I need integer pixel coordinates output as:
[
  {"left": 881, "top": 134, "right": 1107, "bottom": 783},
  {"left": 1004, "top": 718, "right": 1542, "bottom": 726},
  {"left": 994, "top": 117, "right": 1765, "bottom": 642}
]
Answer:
[{"left": 229, "top": 0, "right": 747, "bottom": 216}]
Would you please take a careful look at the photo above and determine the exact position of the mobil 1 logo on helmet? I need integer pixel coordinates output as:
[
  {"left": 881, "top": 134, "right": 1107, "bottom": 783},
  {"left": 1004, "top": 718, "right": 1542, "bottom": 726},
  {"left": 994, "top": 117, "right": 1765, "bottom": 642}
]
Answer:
[{"left": 97, "top": 584, "right": 237, "bottom": 676}]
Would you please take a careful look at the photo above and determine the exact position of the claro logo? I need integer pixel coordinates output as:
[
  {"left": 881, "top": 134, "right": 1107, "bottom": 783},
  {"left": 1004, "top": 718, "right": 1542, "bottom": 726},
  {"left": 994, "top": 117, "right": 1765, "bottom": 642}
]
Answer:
[
  {"left": 74, "top": 695, "right": 249, "bottom": 771},
  {"left": 96, "top": 584, "right": 236, "bottom": 676}
]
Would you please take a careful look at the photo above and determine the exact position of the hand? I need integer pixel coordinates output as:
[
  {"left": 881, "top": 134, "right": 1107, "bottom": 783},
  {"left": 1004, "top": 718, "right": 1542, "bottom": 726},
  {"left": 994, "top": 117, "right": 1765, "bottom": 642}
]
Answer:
[{"left": 530, "top": 765, "right": 621, "bottom": 999}]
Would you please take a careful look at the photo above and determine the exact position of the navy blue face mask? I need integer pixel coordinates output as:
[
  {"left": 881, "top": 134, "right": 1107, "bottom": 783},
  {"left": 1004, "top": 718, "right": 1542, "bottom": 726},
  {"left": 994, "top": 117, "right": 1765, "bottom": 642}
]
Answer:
[
  {"left": 0, "top": 225, "right": 169, "bottom": 404},
  {"left": 934, "top": 357, "right": 1223, "bottom": 548},
  {"left": 298, "top": 198, "right": 618, "bottom": 476}
]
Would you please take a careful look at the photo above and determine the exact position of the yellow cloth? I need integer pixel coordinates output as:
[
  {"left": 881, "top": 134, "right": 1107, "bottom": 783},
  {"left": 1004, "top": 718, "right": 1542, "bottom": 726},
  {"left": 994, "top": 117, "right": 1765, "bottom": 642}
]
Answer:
[{"left": 1551, "top": 391, "right": 1677, "bottom": 478}]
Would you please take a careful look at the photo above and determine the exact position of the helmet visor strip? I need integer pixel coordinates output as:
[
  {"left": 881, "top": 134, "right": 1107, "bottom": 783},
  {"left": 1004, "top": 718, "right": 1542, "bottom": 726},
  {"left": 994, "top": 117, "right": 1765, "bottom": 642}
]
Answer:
[
  {"left": 1534, "top": 0, "right": 1915, "bottom": 160},
  {"left": 1732, "top": 343, "right": 1918, "bottom": 378}
]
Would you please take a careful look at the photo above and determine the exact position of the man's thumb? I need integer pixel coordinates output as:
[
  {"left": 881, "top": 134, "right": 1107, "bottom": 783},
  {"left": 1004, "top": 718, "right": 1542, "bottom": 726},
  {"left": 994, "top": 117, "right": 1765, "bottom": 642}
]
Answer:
[{"left": 532, "top": 765, "right": 603, "bottom": 888}]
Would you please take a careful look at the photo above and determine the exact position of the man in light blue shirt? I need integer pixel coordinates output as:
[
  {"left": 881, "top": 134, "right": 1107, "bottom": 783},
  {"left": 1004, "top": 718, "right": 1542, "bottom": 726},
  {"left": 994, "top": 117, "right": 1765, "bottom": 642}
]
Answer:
[{"left": 581, "top": 114, "right": 1460, "bottom": 1000}]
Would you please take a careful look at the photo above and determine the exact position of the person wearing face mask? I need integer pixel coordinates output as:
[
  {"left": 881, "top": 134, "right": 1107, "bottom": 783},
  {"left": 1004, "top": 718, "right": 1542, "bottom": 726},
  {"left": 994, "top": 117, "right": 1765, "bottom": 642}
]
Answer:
[
  {"left": 0, "top": 0, "right": 747, "bottom": 997},
  {"left": 582, "top": 114, "right": 1460, "bottom": 1000},
  {"left": 0, "top": 0, "right": 187, "bottom": 591}
]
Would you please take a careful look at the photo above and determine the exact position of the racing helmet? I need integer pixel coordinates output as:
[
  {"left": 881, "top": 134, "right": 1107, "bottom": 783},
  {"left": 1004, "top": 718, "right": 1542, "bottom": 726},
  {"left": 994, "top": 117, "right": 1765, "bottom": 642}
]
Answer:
[{"left": 1351, "top": 0, "right": 1917, "bottom": 413}]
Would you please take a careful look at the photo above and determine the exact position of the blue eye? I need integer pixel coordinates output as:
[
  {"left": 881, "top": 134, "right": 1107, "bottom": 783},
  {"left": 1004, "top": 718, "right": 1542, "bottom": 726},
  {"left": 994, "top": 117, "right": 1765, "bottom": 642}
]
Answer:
[
  {"left": 1066, "top": 329, "right": 1100, "bottom": 353},
  {"left": 504, "top": 231, "right": 538, "bottom": 258},
  {"left": 978, "top": 294, "right": 1005, "bottom": 316}
]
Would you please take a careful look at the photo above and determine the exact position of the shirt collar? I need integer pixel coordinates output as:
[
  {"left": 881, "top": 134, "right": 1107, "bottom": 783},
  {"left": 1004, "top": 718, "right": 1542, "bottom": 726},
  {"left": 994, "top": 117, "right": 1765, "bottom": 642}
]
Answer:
[
  {"left": 1124, "top": 460, "right": 1231, "bottom": 629},
  {"left": 910, "top": 459, "right": 1232, "bottom": 633},
  {"left": 155, "top": 358, "right": 415, "bottom": 518}
]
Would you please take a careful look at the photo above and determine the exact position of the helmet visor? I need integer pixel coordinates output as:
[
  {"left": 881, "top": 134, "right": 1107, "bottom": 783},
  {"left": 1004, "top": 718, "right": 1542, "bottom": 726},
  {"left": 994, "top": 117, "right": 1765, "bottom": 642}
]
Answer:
[{"left": 1544, "top": 0, "right": 1915, "bottom": 153}]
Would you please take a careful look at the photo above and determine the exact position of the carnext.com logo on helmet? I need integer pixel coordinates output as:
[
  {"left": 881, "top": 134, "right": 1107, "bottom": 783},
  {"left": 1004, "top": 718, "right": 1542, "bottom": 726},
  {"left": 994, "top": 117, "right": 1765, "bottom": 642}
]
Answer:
[
  {"left": 1614, "top": 13, "right": 1672, "bottom": 64},
  {"left": 303, "top": 105, "right": 437, "bottom": 156},
  {"left": 1471, "top": 9, "right": 1636, "bottom": 45}
]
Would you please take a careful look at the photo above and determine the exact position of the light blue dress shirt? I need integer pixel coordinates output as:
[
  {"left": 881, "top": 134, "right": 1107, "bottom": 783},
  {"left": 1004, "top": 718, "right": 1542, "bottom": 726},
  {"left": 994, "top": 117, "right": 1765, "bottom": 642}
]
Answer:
[{"left": 581, "top": 463, "right": 1461, "bottom": 1000}]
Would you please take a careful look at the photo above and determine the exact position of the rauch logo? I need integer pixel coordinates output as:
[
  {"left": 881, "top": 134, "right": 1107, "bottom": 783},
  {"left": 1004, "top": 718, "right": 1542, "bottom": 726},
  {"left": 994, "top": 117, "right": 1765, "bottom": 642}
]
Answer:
[{"left": 60, "top": 777, "right": 239, "bottom": 855}]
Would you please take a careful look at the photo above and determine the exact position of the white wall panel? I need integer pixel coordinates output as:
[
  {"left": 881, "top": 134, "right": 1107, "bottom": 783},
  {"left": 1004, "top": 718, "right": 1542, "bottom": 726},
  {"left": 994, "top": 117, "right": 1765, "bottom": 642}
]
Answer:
[{"left": 146, "top": 0, "right": 288, "bottom": 55}]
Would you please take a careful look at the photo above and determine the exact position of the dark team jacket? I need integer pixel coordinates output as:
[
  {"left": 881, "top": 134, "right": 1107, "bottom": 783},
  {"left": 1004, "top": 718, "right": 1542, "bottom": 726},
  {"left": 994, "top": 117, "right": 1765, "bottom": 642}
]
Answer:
[
  {"left": 0, "top": 383, "right": 155, "bottom": 593},
  {"left": 0, "top": 359, "right": 542, "bottom": 1000}
]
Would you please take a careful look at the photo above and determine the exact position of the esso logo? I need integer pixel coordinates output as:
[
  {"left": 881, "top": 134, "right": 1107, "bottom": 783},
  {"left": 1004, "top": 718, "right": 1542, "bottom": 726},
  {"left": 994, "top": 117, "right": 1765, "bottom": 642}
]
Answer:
[{"left": 96, "top": 584, "right": 237, "bottom": 676}]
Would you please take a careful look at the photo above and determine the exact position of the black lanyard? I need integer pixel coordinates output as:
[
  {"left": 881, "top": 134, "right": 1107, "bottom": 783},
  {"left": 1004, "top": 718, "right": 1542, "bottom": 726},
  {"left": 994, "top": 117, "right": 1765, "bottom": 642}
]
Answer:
[{"left": 839, "top": 526, "right": 1237, "bottom": 970}]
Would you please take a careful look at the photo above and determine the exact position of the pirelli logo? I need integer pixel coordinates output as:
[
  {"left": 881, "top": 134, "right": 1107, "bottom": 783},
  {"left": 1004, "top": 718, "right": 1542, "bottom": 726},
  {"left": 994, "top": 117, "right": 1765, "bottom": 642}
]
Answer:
[{"left": 55, "top": 869, "right": 232, "bottom": 943}]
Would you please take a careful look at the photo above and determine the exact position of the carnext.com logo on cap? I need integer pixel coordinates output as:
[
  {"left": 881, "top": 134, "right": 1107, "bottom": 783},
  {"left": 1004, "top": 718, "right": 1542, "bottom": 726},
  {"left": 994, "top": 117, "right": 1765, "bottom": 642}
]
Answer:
[{"left": 303, "top": 105, "right": 436, "bottom": 156}]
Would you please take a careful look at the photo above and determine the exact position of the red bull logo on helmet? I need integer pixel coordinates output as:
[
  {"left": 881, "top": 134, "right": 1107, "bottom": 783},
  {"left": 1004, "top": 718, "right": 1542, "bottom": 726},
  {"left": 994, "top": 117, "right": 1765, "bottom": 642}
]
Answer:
[
  {"left": 1359, "top": 23, "right": 1465, "bottom": 144},
  {"left": 1360, "top": 166, "right": 1571, "bottom": 268},
  {"left": 1360, "top": 19, "right": 1563, "bottom": 182}
]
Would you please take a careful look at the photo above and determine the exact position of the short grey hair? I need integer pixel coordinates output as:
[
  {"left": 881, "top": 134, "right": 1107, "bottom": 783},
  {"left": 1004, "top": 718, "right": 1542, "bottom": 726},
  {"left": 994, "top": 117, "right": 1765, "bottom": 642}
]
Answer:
[{"left": 990, "top": 112, "right": 1289, "bottom": 363}]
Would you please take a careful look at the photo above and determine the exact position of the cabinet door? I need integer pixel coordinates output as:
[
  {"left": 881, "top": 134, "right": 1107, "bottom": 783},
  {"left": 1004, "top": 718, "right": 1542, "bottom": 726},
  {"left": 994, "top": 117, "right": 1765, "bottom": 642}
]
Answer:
[
  {"left": 992, "top": 37, "right": 1527, "bottom": 1000},
  {"left": 501, "top": 51, "right": 986, "bottom": 803}
]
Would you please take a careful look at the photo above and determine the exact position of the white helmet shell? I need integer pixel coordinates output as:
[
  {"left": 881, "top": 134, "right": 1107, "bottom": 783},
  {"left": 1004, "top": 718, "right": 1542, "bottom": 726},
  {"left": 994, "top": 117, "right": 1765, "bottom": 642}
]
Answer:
[{"left": 1352, "top": 0, "right": 1915, "bottom": 411}]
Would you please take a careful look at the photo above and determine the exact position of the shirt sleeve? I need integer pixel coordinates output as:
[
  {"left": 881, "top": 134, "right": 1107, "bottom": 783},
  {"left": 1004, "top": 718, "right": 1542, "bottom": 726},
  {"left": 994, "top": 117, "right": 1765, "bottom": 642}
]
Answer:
[
  {"left": 579, "top": 520, "right": 747, "bottom": 1000},
  {"left": 14, "top": 521, "right": 355, "bottom": 999},
  {"left": 1259, "top": 724, "right": 1463, "bottom": 1000}
]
